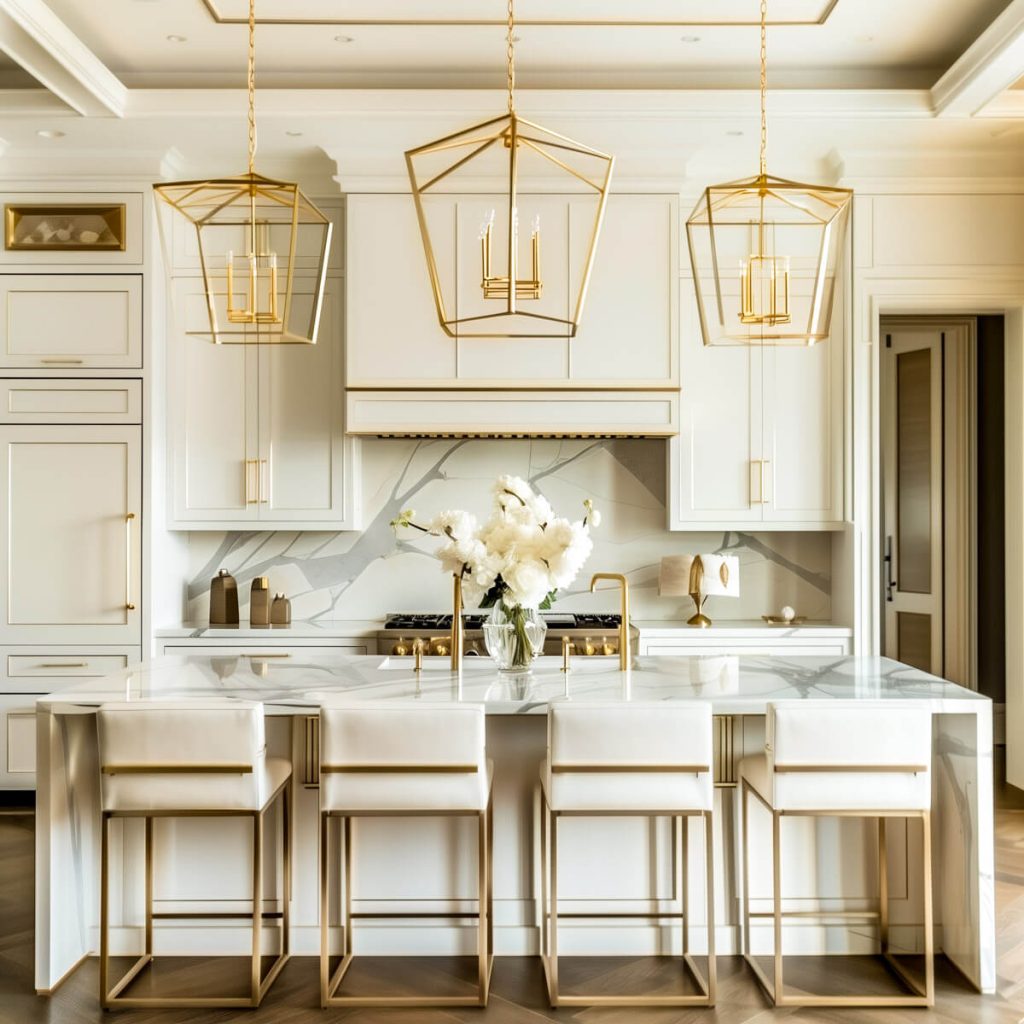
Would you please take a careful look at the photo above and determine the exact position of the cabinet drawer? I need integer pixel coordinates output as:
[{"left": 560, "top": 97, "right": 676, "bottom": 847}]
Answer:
[
  {"left": 0, "top": 379, "right": 141, "bottom": 423},
  {"left": 0, "top": 696, "right": 36, "bottom": 788},
  {"left": 644, "top": 643, "right": 850, "bottom": 657},
  {"left": 0, "top": 275, "right": 142, "bottom": 369},
  {"left": 2, "top": 648, "right": 138, "bottom": 693}
]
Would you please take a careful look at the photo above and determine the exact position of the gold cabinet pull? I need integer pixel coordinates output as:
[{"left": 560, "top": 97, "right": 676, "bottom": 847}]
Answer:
[
  {"left": 243, "top": 652, "right": 290, "bottom": 658},
  {"left": 750, "top": 459, "right": 771, "bottom": 505},
  {"left": 40, "top": 358, "right": 84, "bottom": 364},
  {"left": 125, "top": 513, "right": 136, "bottom": 611},
  {"left": 244, "top": 459, "right": 259, "bottom": 504},
  {"left": 38, "top": 662, "right": 87, "bottom": 669},
  {"left": 258, "top": 459, "right": 269, "bottom": 504}
]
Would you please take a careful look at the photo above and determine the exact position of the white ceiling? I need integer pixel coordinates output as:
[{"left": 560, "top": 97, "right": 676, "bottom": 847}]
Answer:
[{"left": 39, "top": 0, "right": 1014, "bottom": 90}]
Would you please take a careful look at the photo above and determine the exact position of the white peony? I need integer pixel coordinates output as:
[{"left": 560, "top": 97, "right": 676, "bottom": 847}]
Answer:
[
  {"left": 428, "top": 509, "right": 478, "bottom": 541},
  {"left": 502, "top": 558, "right": 553, "bottom": 608}
]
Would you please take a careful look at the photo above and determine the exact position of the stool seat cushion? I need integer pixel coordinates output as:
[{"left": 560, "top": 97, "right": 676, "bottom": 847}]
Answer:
[
  {"left": 102, "top": 756, "right": 292, "bottom": 814},
  {"left": 322, "top": 759, "right": 493, "bottom": 814},
  {"left": 541, "top": 758, "right": 712, "bottom": 812}
]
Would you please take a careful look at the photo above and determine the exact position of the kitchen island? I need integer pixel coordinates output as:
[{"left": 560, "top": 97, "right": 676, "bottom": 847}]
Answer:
[{"left": 35, "top": 653, "right": 994, "bottom": 994}]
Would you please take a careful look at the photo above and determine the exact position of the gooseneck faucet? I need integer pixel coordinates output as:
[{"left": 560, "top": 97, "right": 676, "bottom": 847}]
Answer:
[
  {"left": 589, "top": 572, "right": 631, "bottom": 670},
  {"left": 451, "top": 573, "right": 464, "bottom": 672}
]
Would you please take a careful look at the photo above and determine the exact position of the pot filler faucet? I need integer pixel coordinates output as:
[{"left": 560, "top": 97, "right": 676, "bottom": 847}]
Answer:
[{"left": 589, "top": 573, "right": 631, "bottom": 670}]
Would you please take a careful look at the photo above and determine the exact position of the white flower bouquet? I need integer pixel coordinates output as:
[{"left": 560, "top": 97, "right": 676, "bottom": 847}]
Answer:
[{"left": 391, "top": 475, "right": 600, "bottom": 670}]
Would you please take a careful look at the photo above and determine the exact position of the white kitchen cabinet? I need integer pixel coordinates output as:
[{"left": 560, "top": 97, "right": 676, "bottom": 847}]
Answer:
[
  {"left": 0, "top": 378, "right": 141, "bottom": 424},
  {"left": 346, "top": 192, "right": 677, "bottom": 390},
  {"left": 0, "top": 275, "right": 142, "bottom": 369},
  {"left": 0, "top": 695, "right": 37, "bottom": 789},
  {"left": 168, "top": 276, "right": 359, "bottom": 530},
  {"left": 0, "top": 647, "right": 139, "bottom": 694},
  {"left": 0, "top": 424, "right": 141, "bottom": 645},
  {"left": 670, "top": 288, "right": 844, "bottom": 529}
]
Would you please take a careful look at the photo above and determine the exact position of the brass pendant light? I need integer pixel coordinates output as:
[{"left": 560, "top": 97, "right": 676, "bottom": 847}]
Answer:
[
  {"left": 686, "top": 0, "right": 852, "bottom": 347},
  {"left": 154, "top": 0, "right": 332, "bottom": 344},
  {"left": 405, "top": 0, "right": 614, "bottom": 338}
]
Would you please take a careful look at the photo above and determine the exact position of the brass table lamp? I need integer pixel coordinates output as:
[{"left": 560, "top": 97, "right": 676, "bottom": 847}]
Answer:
[{"left": 660, "top": 554, "right": 740, "bottom": 628}]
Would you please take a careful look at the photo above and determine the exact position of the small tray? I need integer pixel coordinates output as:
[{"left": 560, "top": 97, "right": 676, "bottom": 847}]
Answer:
[{"left": 762, "top": 615, "right": 807, "bottom": 626}]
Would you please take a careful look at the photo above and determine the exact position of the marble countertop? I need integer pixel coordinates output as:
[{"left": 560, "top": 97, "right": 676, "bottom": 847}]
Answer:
[
  {"left": 155, "top": 619, "right": 852, "bottom": 640},
  {"left": 38, "top": 653, "right": 989, "bottom": 716}
]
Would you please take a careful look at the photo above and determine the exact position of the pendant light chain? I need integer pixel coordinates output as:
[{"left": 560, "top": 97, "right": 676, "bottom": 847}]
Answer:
[
  {"left": 759, "top": 0, "right": 768, "bottom": 179},
  {"left": 506, "top": 0, "right": 516, "bottom": 114},
  {"left": 247, "top": 0, "right": 257, "bottom": 174}
]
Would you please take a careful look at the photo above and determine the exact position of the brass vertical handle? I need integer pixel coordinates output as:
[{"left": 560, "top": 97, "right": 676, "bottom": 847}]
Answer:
[
  {"left": 259, "top": 459, "right": 268, "bottom": 504},
  {"left": 751, "top": 459, "right": 770, "bottom": 505},
  {"left": 125, "top": 513, "right": 136, "bottom": 611}
]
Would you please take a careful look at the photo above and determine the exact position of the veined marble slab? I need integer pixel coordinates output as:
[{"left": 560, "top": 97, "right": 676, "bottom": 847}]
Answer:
[{"left": 39, "top": 653, "right": 984, "bottom": 716}]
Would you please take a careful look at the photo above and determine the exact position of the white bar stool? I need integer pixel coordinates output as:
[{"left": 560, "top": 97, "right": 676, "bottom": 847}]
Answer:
[
  {"left": 738, "top": 699, "right": 934, "bottom": 1008},
  {"left": 539, "top": 701, "right": 716, "bottom": 1007},
  {"left": 318, "top": 701, "right": 494, "bottom": 1008},
  {"left": 96, "top": 699, "right": 292, "bottom": 1010}
]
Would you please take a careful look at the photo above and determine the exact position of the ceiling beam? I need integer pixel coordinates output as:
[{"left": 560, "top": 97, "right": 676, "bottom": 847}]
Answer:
[
  {"left": 932, "top": 0, "right": 1024, "bottom": 118},
  {"left": 0, "top": 0, "right": 125, "bottom": 117}
]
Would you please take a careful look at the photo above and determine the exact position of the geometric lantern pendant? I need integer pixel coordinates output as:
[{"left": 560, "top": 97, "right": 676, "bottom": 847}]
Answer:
[
  {"left": 686, "top": 172, "right": 851, "bottom": 346},
  {"left": 405, "top": 0, "right": 614, "bottom": 339},
  {"left": 685, "top": 0, "right": 852, "bottom": 347},
  {"left": 152, "top": 0, "right": 332, "bottom": 345},
  {"left": 154, "top": 172, "right": 331, "bottom": 344}
]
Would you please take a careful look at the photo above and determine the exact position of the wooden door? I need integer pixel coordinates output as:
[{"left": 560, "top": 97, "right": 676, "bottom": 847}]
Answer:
[
  {"left": 881, "top": 325, "right": 945, "bottom": 673},
  {"left": 0, "top": 424, "right": 141, "bottom": 644},
  {"left": 169, "top": 279, "right": 259, "bottom": 527}
]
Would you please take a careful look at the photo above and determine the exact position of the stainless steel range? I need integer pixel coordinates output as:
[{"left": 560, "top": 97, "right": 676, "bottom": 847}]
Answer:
[{"left": 378, "top": 612, "right": 638, "bottom": 658}]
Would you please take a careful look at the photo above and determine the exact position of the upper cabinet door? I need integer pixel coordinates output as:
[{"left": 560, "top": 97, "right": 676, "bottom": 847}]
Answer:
[
  {"left": 258, "top": 278, "right": 360, "bottom": 528},
  {"left": 0, "top": 275, "right": 142, "bottom": 369},
  {"left": 670, "top": 287, "right": 765, "bottom": 527},
  {"left": 761, "top": 332, "right": 844, "bottom": 524},
  {"left": 0, "top": 424, "right": 141, "bottom": 645},
  {"left": 346, "top": 194, "right": 456, "bottom": 388},
  {"left": 569, "top": 194, "right": 678, "bottom": 388},
  {"left": 168, "top": 279, "right": 259, "bottom": 527}
]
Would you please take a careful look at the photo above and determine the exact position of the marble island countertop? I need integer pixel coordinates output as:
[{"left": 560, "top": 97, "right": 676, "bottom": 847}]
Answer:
[{"left": 39, "top": 653, "right": 988, "bottom": 716}]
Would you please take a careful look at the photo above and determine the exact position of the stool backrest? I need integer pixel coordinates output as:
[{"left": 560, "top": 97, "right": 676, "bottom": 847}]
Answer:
[
  {"left": 318, "top": 702, "right": 488, "bottom": 814},
  {"left": 767, "top": 700, "right": 932, "bottom": 811},
  {"left": 97, "top": 700, "right": 266, "bottom": 812},
  {"left": 547, "top": 702, "right": 714, "bottom": 810},
  {"left": 319, "top": 702, "right": 486, "bottom": 772}
]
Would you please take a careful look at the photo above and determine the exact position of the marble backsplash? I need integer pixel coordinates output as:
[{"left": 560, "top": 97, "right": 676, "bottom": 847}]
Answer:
[{"left": 180, "top": 439, "right": 832, "bottom": 624}]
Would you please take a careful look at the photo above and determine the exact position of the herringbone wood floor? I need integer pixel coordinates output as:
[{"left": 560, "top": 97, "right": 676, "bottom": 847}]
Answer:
[{"left": 2, "top": 772, "right": 1023, "bottom": 1024}]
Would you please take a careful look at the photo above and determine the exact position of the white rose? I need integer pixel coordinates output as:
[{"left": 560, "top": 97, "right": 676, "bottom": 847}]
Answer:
[
  {"left": 494, "top": 474, "right": 534, "bottom": 511},
  {"left": 428, "top": 509, "right": 478, "bottom": 541}
]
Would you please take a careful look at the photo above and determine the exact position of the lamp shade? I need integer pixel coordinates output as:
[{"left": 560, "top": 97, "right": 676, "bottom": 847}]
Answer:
[{"left": 660, "top": 554, "right": 740, "bottom": 598}]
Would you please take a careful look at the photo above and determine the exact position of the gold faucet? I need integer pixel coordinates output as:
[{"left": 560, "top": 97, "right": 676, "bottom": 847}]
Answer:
[
  {"left": 412, "top": 637, "right": 425, "bottom": 674},
  {"left": 589, "top": 572, "right": 631, "bottom": 670},
  {"left": 451, "top": 574, "right": 463, "bottom": 671},
  {"left": 561, "top": 635, "right": 576, "bottom": 673}
]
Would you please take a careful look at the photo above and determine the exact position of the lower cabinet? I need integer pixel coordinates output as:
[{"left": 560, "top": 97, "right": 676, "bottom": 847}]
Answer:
[
  {"left": 638, "top": 630, "right": 851, "bottom": 658},
  {"left": 155, "top": 641, "right": 376, "bottom": 657},
  {"left": 0, "top": 646, "right": 140, "bottom": 790}
]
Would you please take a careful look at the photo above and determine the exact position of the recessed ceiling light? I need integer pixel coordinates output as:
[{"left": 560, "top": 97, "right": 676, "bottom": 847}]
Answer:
[
  {"left": 166, "top": 34, "right": 187, "bottom": 43},
  {"left": 334, "top": 34, "right": 354, "bottom": 43},
  {"left": 680, "top": 35, "right": 701, "bottom": 43},
  {"left": 286, "top": 130, "right": 303, "bottom": 137},
  {"left": 36, "top": 129, "right": 64, "bottom": 139}
]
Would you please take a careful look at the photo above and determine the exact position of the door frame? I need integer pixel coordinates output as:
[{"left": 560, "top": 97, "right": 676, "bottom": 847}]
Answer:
[{"left": 854, "top": 277, "right": 1024, "bottom": 784}]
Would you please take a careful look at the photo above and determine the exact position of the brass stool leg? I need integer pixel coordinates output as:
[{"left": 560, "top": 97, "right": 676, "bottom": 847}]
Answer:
[
  {"left": 922, "top": 812, "right": 935, "bottom": 1004},
  {"left": 772, "top": 808, "right": 783, "bottom": 1004},
  {"left": 250, "top": 809, "right": 263, "bottom": 1006},
  {"left": 550, "top": 809, "right": 560, "bottom": 1005},
  {"left": 99, "top": 813, "right": 110, "bottom": 1008},
  {"left": 704, "top": 808, "right": 717, "bottom": 1003}
]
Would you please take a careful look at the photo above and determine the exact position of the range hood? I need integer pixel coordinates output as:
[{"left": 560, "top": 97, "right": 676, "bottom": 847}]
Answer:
[{"left": 345, "top": 390, "right": 678, "bottom": 439}]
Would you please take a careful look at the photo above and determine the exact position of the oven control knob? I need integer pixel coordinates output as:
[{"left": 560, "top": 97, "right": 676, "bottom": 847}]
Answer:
[
  {"left": 582, "top": 637, "right": 596, "bottom": 656},
  {"left": 601, "top": 641, "right": 617, "bottom": 657},
  {"left": 392, "top": 641, "right": 409, "bottom": 657},
  {"left": 433, "top": 641, "right": 450, "bottom": 657}
]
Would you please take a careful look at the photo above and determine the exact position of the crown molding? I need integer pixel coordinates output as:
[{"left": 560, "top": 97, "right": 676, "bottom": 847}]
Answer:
[
  {"left": 932, "top": 0, "right": 1024, "bottom": 118},
  {"left": 0, "top": 0, "right": 125, "bottom": 116}
]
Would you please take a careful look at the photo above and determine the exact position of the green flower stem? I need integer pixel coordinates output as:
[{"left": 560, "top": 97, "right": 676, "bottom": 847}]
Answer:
[{"left": 508, "top": 603, "right": 533, "bottom": 669}]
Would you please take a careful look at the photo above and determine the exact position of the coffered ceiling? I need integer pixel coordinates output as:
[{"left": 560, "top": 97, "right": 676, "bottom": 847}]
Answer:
[
  {"left": 1, "top": 0, "right": 1024, "bottom": 184},
  {"left": 34, "top": 0, "right": 1015, "bottom": 90}
]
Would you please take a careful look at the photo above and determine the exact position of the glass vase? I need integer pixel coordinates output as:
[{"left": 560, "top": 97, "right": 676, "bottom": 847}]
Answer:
[{"left": 482, "top": 601, "right": 547, "bottom": 674}]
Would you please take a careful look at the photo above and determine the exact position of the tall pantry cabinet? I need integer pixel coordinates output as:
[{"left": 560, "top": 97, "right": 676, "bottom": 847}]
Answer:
[{"left": 0, "top": 191, "right": 144, "bottom": 790}]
